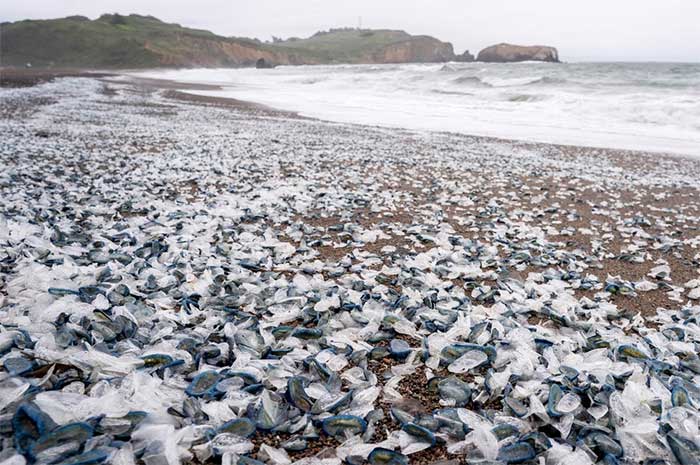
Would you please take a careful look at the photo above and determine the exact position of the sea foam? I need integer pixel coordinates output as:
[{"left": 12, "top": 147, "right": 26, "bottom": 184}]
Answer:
[{"left": 134, "top": 62, "right": 700, "bottom": 155}]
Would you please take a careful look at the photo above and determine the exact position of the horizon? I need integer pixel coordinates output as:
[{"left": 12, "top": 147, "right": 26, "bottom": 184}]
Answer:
[{"left": 2, "top": 0, "right": 699, "bottom": 62}]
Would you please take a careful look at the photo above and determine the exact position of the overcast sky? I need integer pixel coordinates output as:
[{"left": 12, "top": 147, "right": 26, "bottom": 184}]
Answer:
[{"left": 2, "top": 0, "right": 699, "bottom": 61}]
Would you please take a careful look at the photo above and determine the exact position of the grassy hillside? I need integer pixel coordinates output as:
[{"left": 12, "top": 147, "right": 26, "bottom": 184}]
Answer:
[
  {"left": 0, "top": 14, "right": 274, "bottom": 68},
  {"left": 0, "top": 15, "right": 458, "bottom": 68},
  {"left": 276, "top": 29, "right": 416, "bottom": 62}
]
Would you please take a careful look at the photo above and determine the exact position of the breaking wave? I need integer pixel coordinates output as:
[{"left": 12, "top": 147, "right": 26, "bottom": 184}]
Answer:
[
  {"left": 452, "top": 75, "right": 491, "bottom": 86},
  {"left": 135, "top": 62, "right": 700, "bottom": 155}
]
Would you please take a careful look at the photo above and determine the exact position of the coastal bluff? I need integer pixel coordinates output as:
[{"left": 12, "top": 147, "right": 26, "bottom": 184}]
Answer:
[
  {"left": 1, "top": 15, "right": 472, "bottom": 68},
  {"left": 369, "top": 35, "right": 457, "bottom": 63},
  {"left": 477, "top": 43, "right": 560, "bottom": 63},
  {"left": 1, "top": 14, "right": 558, "bottom": 68}
]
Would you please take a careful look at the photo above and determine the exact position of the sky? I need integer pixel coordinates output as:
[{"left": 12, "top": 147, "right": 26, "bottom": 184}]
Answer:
[{"left": 2, "top": 0, "right": 700, "bottom": 62}]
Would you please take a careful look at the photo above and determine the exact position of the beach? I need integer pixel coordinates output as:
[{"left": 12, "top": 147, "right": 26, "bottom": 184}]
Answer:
[
  {"left": 1, "top": 73, "right": 699, "bottom": 464},
  {"left": 133, "top": 63, "right": 700, "bottom": 156}
]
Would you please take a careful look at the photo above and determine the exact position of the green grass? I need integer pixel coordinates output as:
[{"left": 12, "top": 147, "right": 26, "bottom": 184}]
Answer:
[
  {"left": 275, "top": 29, "right": 415, "bottom": 62},
  {"left": 0, "top": 16, "right": 450, "bottom": 68},
  {"left": 1, "top": 14, "right": 244, "bottom": 68}
]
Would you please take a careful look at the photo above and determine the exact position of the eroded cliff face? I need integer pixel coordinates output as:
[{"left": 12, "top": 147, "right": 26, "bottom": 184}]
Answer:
[
  {"left": 210, "top": 41, "right": 319, "bottom": 66},
  {"left": 2, "top": 14, "right": 562, "bottom": 69},
  {"left": 147, "top": 35, "right": 457, "bottom": 67},
  {"left": 371, "top": 37, "right": 456, "bottom": 63},
  {"left": 477, "top": 44, "right": 559, "bottom": 63},
  {"left": 2, "top": 14, "right": 471, "bottom": 68},
  {"left": 144, "top": 36, "right": 320, "bottom": 67}
]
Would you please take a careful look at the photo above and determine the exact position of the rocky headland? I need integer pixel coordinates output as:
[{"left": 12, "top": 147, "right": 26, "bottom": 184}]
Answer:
[{"left": 0, "top": 14, "right": 563, "bottom": 68}]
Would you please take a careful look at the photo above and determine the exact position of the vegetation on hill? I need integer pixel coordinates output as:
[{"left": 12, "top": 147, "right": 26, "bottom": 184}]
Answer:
[
  {"left": 0, "top": 14, "right": 461, "bottom": 68},
  {"left": 1, "top": 14, "right": 280, "bottom": 67},
  {"left": 275, "top": 29, "right": 419, "bottom": 62}
]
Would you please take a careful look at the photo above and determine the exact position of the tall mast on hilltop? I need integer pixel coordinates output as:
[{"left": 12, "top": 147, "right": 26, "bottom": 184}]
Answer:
[{"left": 358, "top": 16, "right": 363, "bottom": 30}]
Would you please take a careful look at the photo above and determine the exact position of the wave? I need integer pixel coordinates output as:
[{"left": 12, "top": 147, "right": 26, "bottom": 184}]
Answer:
[
  {"left": 140, "top": 62, "right": 700, "bottom": 155},
  {"left": 452, "top": 75, "right": 492, "bottom": 87},
  {"left": 670, "top": 64, "right": 700, "bottom": 75},
  {"left": 431, "top": 89, "right": 475, "bottom": 96},
  {"left": 298, "top": 78, "right": 327, "bottom": 85},
  {"left": 483, "top": 75, "right": 569, "bottom": 87},
  {"left": 506, "top": 93, "right": 547, "bottom": 102},
  {"left": 631, "top": 79, "right": 697, "bottom": 89},
  {"left": 524, "top": 76, "right": 568, "bottom": 86},
  {"left": 450, "top": 74, "right": 569, "bottom": 89},
  {"left": 439, "top": 64, "right": 458, "bottom": 73}
]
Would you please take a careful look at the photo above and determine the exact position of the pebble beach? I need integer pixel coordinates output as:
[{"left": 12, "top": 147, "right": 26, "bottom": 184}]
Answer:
[{"left": 1, "top": 74, "right": 700, "bottom": 465}]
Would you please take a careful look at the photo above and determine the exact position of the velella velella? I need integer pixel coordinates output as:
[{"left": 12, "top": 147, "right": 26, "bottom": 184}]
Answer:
[
  {"left": 217, "top": 418, "right": 256, "bottom": 438},
  {"left": 321, "top": 415, "right": 367, "bottom": 437},
  {"left": 0, "top": 73, "right": 699, "bottom": 465},
  {"left": 367, "top": 447, "right": 409, "bottom": 465},
  {"left": 185, "top": 371, "right": 222, "bottom": 398},
  {"left": 28, "top": 422, "right": 94, "bottom": 463}
]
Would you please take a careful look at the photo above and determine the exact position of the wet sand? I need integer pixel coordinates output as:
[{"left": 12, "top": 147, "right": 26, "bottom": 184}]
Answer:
[{"left": 0, "top": 67, "right": 115, "bottom": 88}]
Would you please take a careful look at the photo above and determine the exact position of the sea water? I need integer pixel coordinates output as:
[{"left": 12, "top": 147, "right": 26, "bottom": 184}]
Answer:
[{"left": 135, "top": 62, "right": 700, "bottom": 155}]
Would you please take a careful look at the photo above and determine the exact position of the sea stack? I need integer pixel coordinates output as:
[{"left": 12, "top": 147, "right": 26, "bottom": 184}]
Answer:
[
  {"left": 454, "top": 50, "right": 475, "bottom": 62},
  {"left": 476, "top": 43, "right": 559, "bottom": 63}
]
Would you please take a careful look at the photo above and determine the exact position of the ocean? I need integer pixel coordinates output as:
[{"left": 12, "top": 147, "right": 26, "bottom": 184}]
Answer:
[{"left": 136, "top": 62, "right": 700, "bottom": 156}]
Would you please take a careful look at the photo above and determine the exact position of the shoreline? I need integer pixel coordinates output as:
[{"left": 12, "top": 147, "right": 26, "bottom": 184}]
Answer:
[
  {"left": 124, "top": 71, "right": 698, "bottom": 164},
  {"left": 2, "top": 72, "right": 699, "bottom": 324},
  {"left": 124, "top": 70, "right": 700, "bottom": 161},
  {"left": 0, "top": 67, "right": 116, "bottom": 88},
  {"left": 118, "top": 76, "right": 304, "bottom": 119},
  {"left": 4, "top": 67, "right": 698, "bottom": 161},
  {"left": 124, "top": 64, "right": 700, "bottom": 159}
]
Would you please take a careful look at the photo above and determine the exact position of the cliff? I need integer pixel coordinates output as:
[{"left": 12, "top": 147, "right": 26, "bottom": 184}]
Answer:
[
  {"left": 0, "top": 15, "right": 467, "bottom": 68},
  {"left": 275, "top": 29, "right": 459, "bottom": 64},
  {"left": 476, "top": 43, "right": 559, "bottom": 63},
  {"left": 0, "top": 14, "right": 313, "bottom": 68}
]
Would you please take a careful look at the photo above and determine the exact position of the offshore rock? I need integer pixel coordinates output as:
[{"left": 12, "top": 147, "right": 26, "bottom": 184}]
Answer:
[{"left": 476, "top": 43, "right": 559, "bottom": 63}]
